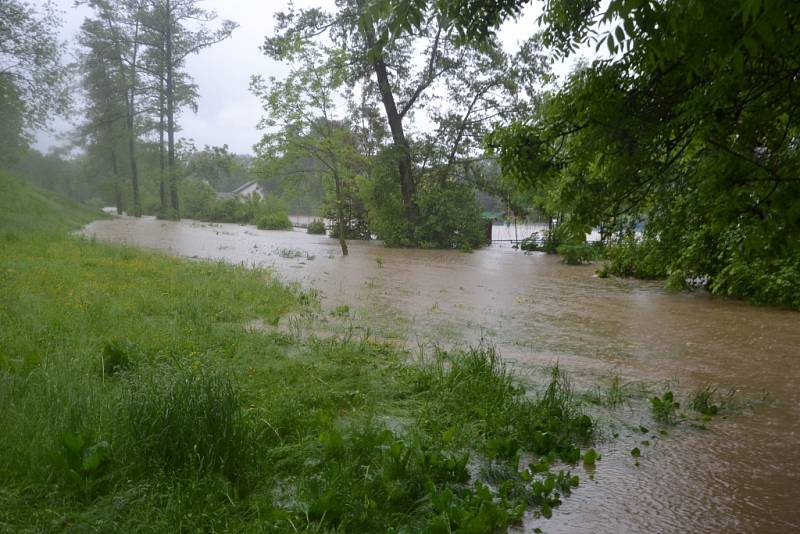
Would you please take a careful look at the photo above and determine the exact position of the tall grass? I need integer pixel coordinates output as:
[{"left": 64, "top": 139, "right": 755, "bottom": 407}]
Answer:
[{"left": 121, "top": 363, "right": 256, "bottom": 488}]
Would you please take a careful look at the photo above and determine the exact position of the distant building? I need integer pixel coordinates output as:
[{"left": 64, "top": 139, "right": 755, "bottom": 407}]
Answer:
[{"left": 217, "top": 180, "right": 266, "bottom": 200}]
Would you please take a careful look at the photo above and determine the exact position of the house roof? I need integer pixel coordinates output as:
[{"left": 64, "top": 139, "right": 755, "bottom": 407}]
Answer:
[{"left": 231, "top": 180, "right": 258, "bottom": 195}]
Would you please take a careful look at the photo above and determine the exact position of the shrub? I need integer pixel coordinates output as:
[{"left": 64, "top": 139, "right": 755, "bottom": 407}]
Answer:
[
  {"left": 207, "top": 197, "right": 242, "bottom": 223},
  {"left": 257, "top": 211, "right": 292, "bottom": 230},
  {"left": 178, "top": 178, "right": 217, "bottom": 220},
  {"left": 357, "top": 157, "right": 412, "bottom": 246},
  {"left": 557, "top": 242, "right": 604, "bottom": 265},
  {"left": 601, "top": 236, "right": 669, "bottom": 279},
  {"left": 415, "top": 179, "right": 487, "bottom": 250},
  {"left": 307, "top": 220, "right": 326, "bottom": 234}
]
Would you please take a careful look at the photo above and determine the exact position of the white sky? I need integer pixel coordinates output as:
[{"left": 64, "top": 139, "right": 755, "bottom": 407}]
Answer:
[{"left": 33, "top": 0, "right": 582, "bottom": 155}]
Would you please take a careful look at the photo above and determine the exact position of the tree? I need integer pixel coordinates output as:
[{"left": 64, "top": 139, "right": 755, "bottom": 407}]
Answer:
[
  {"left": 0, "top": 0, "right": 68, "bottom": 164},
  {"left": 0, "top": 77, "right": 26, "bottom": 165},
  {"left": 264, "top": 1, "right": 542, "bottom": 242},
  {"left": 184, "top": 144, "right": 238, "bottom": 190},
  {"left": 77, "top": 20, "right": 127, "bottom": 214},
  {"left": 415, "top": 0, "right": 800, "bottom": 306},
  {"left": 78, "top": 0, "right": 150, "bottom": 216},
  {"left": 252, "top": 44, "right": 365, "bottom": 256},
  {"left": 139, "top": 0, "right": 236, "bottom": 216}
]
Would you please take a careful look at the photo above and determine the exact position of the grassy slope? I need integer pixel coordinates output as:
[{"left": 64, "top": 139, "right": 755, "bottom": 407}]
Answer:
[
  {"left": 0, "top": 171, "right": 105, "bottom": 234},
  {"left": 0, "top": 174, "right": 593, "bottom": 532}
]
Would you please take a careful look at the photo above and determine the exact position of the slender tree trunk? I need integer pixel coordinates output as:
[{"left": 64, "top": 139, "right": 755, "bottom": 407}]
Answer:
[
  {"left": 333, "top": 170, "right": 348, "bottom": 256},
  {"left": 105, "top": 90, "right": 122, "bottom": 215},
  {"left": 126, "top": 99, "right": 140, "bottom": 216},
  {"left": 126, "top": 20, "right": 141, "bottom": 216},
  {"left": 165, "top": 0, "right": 179, "bottom": 215},
  {"left": 158, "top": 73, "right": 166, "bottom": 213},
  {"left": 110, "top": 143, "right": 122, "bottom": 215}
]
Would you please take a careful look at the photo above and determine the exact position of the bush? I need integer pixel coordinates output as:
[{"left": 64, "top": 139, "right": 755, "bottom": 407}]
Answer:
[
  {"left": 207, "top": 197, "right": 242, "bottom": 223},
  {"left": 557, "top": 242, "right": 604, "bottom": 265},
  {"left": 256, "top": 211, "right": 292, "bottom": 230},
  {"left": 307, "top": 220, "right": 326, "bottom": 234},
  {"left": 178, "top": 178, "right": 217, "bottom": 220},
  {"left": 415, "top": 179, "right": 487, "bottom": 250},
  {"left": 601, "top": 237, "right": 669, "bottom": 279},
  {"left": 357, "top": 156, "right": 412, "bottom": 246},
  {"left": 358, "top": 148, "right": 489, "bottom": 249}
]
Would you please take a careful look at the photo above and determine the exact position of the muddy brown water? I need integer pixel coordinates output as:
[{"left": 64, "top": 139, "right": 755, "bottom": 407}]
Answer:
[{"left": 83, "top": 217, "right": 800, "bottom": 533}]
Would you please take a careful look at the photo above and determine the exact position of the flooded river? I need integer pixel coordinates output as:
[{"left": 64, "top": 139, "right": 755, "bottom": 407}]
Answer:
[{"left": 83, "top": 217, "right": 800, "bottom": 533}]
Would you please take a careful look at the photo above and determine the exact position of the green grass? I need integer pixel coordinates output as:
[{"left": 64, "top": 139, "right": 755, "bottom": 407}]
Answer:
[
  {"left": 0, "top": 174, "right": 595, "bottom": 532},
  {"left": 0, "top": 171, "right": 104, "bottom": 235}
]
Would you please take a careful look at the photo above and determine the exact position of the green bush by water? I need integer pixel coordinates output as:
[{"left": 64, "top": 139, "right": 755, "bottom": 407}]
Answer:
[
  {"left": 256, "top": 211, "right": 292, "bottom": 230},
  {"left": 307, "top": 219, "right": 326, "bottom": 234}
]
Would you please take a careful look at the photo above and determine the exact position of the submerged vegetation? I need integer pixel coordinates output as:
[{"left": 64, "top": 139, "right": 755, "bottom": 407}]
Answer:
[{"left": 0, "top": 175, "right": 597, "bottom": 531}]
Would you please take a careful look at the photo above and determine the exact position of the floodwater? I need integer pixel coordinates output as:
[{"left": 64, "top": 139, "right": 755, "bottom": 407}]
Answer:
[{"left": 83, "top": 217, "right": 800, "bottom": 533}]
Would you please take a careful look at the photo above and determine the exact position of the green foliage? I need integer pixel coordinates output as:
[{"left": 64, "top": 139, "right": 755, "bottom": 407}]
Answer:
[
  {"left": 600, "top": 236, "right": 668, "bottom": 280},
  {"left": 415, "top": 179, "right": 488, "bottom": 250},
  {"left": 55, "top": 431, "right": 112, "bottom": 499},
  {"left": 359, "top": 152, "right": 413, "bottom": 247},
  {"left": 265, "top": 0, "right": 545, "bottom": 240},
  {"left": 0, "top": 77, "right": 27, "bottom": 165},
  {"left": 306, "top": 219, "right": 326, "bottom": 234},
  {"left": 484, "top": 0, "right": 800, "bottom": 309},
  {"left": 414, "top": 351, "right": 592, "bottom": 463},
  {"left": 582, "top": 448, "right": 599, "bottom": 466},
  {"left": 100, "top": 339, "right": 139, "bottom": 377},
  {"left": 178, "top": 177, "right": 218, "bottom": 220},
  {"left": 587, "top": 374, "right": 632, "bottom": 408},
  {"left": 0, "top": 0, "right": 68, "bottom": 133},
  {"left": 650, "top": 391, "right": 680, "bottom": 425},
  {"left": 0, "top": 182, "right": 598, "bottom": 531},
  {"left": 690, "top": 386, "right": 719, "bottom": 416},
  {"left": 256, "top": 212, "right": 292, "bottom": 231},
  {"left": 557, "top": 242, "right": 603, "bottom": 265},
  {"left": 121, "top": 363, "right": 256, "bottom": 486},
  {"left": 362, "top": 154, "right": 489, "bottom": 250}
]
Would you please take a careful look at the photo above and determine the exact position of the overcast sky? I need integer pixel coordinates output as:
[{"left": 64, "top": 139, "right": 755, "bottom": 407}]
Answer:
[{"left": 34, "top": 0, "right": 573, "bottom": 155}]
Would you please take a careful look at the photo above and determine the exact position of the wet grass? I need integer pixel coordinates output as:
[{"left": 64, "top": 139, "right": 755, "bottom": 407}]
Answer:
[{"left": 0, "top": 175, "right": 596, "bottom": 531}]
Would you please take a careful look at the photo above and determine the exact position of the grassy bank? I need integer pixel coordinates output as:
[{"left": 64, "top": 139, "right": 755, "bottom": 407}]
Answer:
[{"left": 0, "top": 174, "right": 594, "bottom": 532}]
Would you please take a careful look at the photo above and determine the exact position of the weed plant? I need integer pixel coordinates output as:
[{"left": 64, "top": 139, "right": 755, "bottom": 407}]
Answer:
[{"left": 650, "top": 390, "right": 680, "bottom": 425}]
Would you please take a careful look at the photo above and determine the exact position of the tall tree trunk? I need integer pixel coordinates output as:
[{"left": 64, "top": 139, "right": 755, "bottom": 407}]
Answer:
[
  {"left": 126, "top": 96, "right": 140, "bottom": 216},
  {"left": 105, "top": 90, "right": 122, "bottom": 215},
  {"left": 166, "top": 0, "right": 179, "bottom": 215},
  {"left": 126, "top": 19, "right": 141, "bottom": 216},
  {"left": 110, "top": 142, "right": 122, "bottom": 215},
  {"left": 158, "top": 73, "right": 166, "bottom": 214},
  {"left": 356, "top": 0, "right": 418, "bottom": 234},
  {"left": 333, "top": 170, "right": 349, "bottom": 256}
]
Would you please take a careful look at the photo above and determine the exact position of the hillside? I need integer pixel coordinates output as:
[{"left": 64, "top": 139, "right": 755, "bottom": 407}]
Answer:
[{"left": 0, "top": 171, "right": 105, "bottom": 234}]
